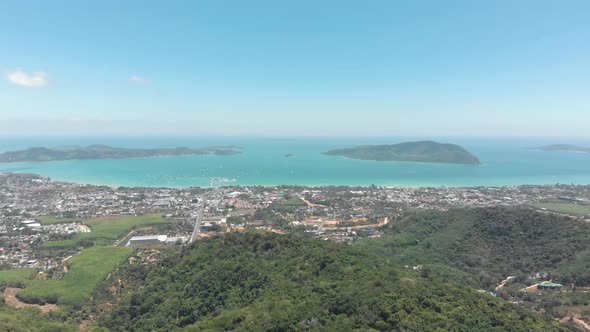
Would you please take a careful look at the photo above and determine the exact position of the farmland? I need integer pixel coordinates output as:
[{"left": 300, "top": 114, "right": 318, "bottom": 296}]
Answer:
[{"left": 43, "top": 214, "right": 168, "bottom": 248}]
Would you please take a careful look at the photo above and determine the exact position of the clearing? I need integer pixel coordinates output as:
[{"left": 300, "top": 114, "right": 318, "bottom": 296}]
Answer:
[
  {"left": 0, "top": 268, "right": 36, "bottom": 285},
  {"left": 43, "top": 214, "right": 167, "bottom": 248},
  {"left": 38, "top": 216, "right": 81, "bottom": 225},
  {"left": 16, "top": 246, "right": 133, "bottom": 308},
  {"left": 529, "top": 203, "right": 590, "bottom": 216},
  {"left": 2, "top": 287, "right": 58, "bottom": 313}
]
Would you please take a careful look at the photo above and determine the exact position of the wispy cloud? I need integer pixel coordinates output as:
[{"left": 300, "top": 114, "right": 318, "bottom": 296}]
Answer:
[
  {"left": 129, "top": 75, "right": 150, "bottom": 84},
  {"left": 5, "top": 69, "right": 48, "bottom": 88}
]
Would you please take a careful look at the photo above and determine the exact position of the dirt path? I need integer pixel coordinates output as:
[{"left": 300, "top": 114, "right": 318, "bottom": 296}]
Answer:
[
  {"left": 299, "top": 196, "right": 326, "bottom": 208},
  {"left": 572, "top": 316, "right": 590, "bottom": 332},
  {"left": 3, "top": 287, "right": 58, "bottom": 313}
]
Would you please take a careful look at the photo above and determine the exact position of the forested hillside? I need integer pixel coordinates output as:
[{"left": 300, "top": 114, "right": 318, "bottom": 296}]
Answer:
[
  {"left": 323, "top": 141, "right": 481, "bottom": 165},
  {"left": 99, "top": 231, "right": 569, "bottom": 331},
  {"left": 358, "top": 207, "right": 590, "bottom": 288}
]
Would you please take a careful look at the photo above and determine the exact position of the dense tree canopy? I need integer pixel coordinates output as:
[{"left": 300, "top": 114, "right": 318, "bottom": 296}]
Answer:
[
  {"left": 358, "top": 207, "right": 590, "bottom": 288},
  {"left": 100, "top": 231, "right": 570, "bottom": 331}
]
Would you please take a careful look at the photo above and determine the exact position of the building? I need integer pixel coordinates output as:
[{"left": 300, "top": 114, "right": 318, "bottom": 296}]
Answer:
[
  {"left": 25, "top": 222, "right": 42, "bottom": 230},
  {"left": 127, "top": 235, "right": 167, "bottom": 247},
  {"left": 523, "top": 281, "right": 564, "bottom": 292},
  {"left": 537, "top": 282, "right": 563, "bottom": 290}
]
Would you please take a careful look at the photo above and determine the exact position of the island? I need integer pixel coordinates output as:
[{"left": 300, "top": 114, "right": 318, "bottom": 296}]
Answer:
[
  {"left": 323, "top": 141, "right": 480, "bottom": 165},
  {"left": 0, "top": 144, "right": 242, "bottom": 163},
  {"left": 533, "top": 144, "right": 590, "bottom": 154}
]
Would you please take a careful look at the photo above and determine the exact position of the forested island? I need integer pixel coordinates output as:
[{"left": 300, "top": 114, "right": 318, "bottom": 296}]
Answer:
[
  {"left": 534, "top": 144, "right": 590, "bottom": 154},
  {"left": 0, "top": 145, "right": 241, "bottom": 163},
  {"left": 323, "top": 141, "right": 480, "bottom": 165}
]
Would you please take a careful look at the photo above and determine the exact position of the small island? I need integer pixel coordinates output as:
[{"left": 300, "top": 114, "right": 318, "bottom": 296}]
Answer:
[
  {"left": 0, "top": 144, "right": 242, "bottom": 163},
  {"left": 533, "top": 144, "right": 590, "bottom": 154},
  {"left": 323, "top": 141, "right": 480, "bottom": 165}
]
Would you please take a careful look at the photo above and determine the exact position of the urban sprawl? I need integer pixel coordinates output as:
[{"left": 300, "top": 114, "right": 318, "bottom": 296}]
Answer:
[{"left": 1, "top": 172, "right": 589, "bottom": 272}]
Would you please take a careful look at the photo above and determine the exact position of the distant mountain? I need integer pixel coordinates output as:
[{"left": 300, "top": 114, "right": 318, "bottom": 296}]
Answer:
[
  {"left": 323, "top": 141, "right": 480, "bottom": 165},
  {"left": 534, "top": 144, "right": 590, "bottom": 153},
  {"left": 0, "top": 145, "right": 241, "bottom": 163}
]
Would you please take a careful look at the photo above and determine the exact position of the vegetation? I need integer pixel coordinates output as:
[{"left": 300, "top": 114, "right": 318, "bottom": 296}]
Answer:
[
  {"left": 0, "top": 305, "right": 78, "bottom": 332},
  {"left": 269, "top": 196, "right": 307, "bottom": 212},
  {"left": 0, "top": 269, "right": 36, "bottom": 287},
  {"left": 323, "top": 140, "right": 480, "bottom": 165},
  {"left": 99, "top": 231, "right": 569, "bottom": 331},
  {"left": 358, "top": 207, "right": 590, "bottom": 288},
  {"left": 529, "top": 202, "right": 590, "bottom": 216},
  {"left": 43, "top": 214, "right": 167, "bottom": 248},
  {"left": 17, "top": 246, "right": 133, "bottom": 308},
  {"left": 0, "top": 144, "right": 241, "bottom": 163},
  {"left": 38, "top": 216, "right": 81, "bottom": 225}
]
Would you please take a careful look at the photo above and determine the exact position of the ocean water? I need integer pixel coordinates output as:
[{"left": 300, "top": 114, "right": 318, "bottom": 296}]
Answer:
[{"left": 1, "top": 136, "right": 590, "bottom": 188}]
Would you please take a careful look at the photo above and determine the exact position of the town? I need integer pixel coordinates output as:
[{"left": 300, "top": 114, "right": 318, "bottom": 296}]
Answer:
[{"left": 1, "top": 172, "right": 590, "bottom": 272}]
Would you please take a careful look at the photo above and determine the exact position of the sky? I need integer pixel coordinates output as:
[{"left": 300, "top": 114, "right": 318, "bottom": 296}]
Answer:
[{"left": 1, "top": 0, "right": 589, "bottom": 137}]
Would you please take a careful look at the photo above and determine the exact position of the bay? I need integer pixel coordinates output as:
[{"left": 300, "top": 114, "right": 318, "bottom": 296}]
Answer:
[{"left": 1, "top": 136, "right": 589, "bottom": 188}]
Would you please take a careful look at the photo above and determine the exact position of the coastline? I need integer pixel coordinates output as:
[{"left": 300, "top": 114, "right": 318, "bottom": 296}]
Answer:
[
  {"left": 2, "top": 170, "right": 589, "bottom": 190},
  {"left": 338, "top": 155, "right": 481, "bottom": 166},
  {"left": 1, "top": 138, "right": 590, "bottom": 189}
]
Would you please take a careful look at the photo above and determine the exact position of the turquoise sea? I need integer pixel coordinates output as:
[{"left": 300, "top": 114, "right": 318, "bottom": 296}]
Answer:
[{"left": 1, "top": 137, "right": 590, "bottom": 188}]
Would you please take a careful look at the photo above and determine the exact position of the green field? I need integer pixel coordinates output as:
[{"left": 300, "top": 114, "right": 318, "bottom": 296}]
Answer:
[
  {"left": 530, "top": 203, "right": 590, "bottom": 216},
  {"left": 270, "top": 196, "right": 307, "bottom": 212},
  {"left": 38, "top": 216, "right": 81, "bottom": 225},
  {"left": 17, "top": 246, "right": 133, "bottom": 308},
  {"left": 0, "top": 305, "right": 77, "bottom": 331},
  {"left": 43, "top": 214, "right": 167, "bottom": 248},
  {"left": 0, "top": 269, "right": 36, "bottom": 286}
]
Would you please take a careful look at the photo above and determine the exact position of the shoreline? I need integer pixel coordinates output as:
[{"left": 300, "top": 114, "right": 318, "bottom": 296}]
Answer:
[{"left": 2, "top": 171, "right": 589, "bottom": 190}]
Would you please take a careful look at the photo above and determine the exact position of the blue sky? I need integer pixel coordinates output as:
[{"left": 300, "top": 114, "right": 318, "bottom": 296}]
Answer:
[{"left": 1, "top": 0, "right": 589, "bottom": 137}]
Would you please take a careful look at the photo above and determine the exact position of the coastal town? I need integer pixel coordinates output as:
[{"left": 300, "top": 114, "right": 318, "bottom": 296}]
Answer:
[{"left": 1, "top": 172, "right": 590, "bottom": 272}]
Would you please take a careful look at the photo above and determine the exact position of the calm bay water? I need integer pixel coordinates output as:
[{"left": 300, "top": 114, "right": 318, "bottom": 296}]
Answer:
[{"left": 1, "top": 136, "right": 590, "bottom": 188}]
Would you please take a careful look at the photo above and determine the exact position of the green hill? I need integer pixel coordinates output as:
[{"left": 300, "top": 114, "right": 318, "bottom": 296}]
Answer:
[
  {"left": 0, "top": 145, "right": 241, "bottom": 163},
  {"left": 323, "top": 141, "right": 480, "bottom": 165},
  {"left": 99, "top": 231, "right": 569, "bottom": 331},
  {"left": 357, "top": 207, "right": 590, "bottom": 288}
]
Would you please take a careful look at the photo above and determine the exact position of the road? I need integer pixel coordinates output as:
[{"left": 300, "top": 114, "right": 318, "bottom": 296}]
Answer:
[
  {"left": 114, "top": 228, "right": 136, "bottom": 247},
  {"left": 190, "top": 202, "right": 205, "bottom": 243}
]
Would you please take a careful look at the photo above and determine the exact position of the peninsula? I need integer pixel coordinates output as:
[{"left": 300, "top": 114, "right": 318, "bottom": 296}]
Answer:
[
  {"left": 0, "top": 144, "right": 241, "bottom": 163},
  {"left": 323, "top": 141, "right": 480, "bottom": 165},
  {"left": 533, "top": 144, "right": 590, "bottom": 154}
]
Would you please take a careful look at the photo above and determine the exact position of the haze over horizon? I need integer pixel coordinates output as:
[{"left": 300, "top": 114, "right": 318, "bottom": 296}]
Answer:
[{"left": 1, "top": 1, "right": 589, "bottom": 137}]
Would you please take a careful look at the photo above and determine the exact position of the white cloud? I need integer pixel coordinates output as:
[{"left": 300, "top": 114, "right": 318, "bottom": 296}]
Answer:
[
  {"left": 5, "top": 70, "right": 48, "bottom": 88},
  {"left": 129, "top": 75, "right": 150, "bottom": 84}
]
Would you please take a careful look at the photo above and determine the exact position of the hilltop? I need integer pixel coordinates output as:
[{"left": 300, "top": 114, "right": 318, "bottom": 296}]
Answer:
[
  {"left": 0, "top": 144, "right": 241, "bottom": 163},
  {"left": 323, "top": 141, "right": 480, "bottom": 165}
]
